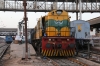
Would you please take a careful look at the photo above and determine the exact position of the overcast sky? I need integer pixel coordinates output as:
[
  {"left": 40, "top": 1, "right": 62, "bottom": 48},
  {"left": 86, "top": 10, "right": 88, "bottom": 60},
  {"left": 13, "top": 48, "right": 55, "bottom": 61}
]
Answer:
[{"left": 0, "top": 11, "right": 100, "bottom": 28}]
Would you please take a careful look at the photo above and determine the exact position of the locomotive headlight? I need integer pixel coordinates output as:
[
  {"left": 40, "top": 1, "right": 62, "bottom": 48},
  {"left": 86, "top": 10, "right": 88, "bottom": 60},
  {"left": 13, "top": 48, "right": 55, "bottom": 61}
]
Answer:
[
  {"left": 67, "top": 39, "right": 69, "bottom": 41},
  {"left": 49, "top": 39, "right": 51, "bottom": 41},
  {"left": 56, "top": 10, "right": 62, "bottom": 15}
]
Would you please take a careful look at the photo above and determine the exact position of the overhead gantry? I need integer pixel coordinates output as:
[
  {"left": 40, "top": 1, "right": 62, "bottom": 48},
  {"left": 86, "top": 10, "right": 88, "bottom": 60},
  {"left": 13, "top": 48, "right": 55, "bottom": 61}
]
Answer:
[{"left": 0, "top": 0, "right": 100, "bottom": 12}]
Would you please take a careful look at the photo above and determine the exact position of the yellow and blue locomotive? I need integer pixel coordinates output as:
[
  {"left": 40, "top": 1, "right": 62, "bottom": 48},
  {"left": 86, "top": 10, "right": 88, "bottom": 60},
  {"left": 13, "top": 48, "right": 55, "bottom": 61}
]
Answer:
[{"left": 31, "top": 10, "right": 76, "bottom": 56}]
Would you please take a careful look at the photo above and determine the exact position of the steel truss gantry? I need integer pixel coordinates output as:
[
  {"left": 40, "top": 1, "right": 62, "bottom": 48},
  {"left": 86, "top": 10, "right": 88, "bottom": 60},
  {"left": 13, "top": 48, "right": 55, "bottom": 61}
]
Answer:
[
  {"left": 0, "top": 0, "right": 100, "bottom": 12},
  {"left": 0, "top": 0, "right": 100, "bottom": 20}
]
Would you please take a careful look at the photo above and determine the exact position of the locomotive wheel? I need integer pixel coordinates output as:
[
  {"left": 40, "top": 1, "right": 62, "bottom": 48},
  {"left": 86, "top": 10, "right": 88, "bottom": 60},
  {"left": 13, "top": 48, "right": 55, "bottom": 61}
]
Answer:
[
  {"left": 75, "top": 44, "right": 78, "bottom": 56},
  {"left": 38, "top": 44, "right": 42, "bottom": 53},
  {"left": 36, "top": 44, "right": 42, "bottom": 56}
]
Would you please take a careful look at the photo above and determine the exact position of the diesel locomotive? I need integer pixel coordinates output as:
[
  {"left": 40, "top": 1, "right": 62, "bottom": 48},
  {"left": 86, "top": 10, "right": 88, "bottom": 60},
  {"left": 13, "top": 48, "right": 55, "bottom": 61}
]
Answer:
[
  {"left": 70, "top": 20, "right": 91, "bottom": 50},
  {"left": 5, "top": 35, "right": 13, "bottom": 44},
  {"left": 30, "top": 10, "right": 77, "bottom": 56}
]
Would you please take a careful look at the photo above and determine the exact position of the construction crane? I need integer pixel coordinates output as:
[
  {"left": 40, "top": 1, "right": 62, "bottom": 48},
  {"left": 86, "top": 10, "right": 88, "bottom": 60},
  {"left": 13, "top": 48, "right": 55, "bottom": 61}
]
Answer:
[{"left": 17, "top": 19, "right": 25, "bottom": 38}]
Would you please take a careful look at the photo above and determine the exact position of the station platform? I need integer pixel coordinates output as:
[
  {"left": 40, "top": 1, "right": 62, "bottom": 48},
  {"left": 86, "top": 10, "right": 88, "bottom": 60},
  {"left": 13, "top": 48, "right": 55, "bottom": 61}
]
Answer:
[
  {"left": 10, "top": 43, "right": 36, "bottom": 58},
  {"left": 3, "top": 43, "right": 54, "bottom": 66},
  {"left": 3, "top": 43, "right": 38, "bottom": 66}
]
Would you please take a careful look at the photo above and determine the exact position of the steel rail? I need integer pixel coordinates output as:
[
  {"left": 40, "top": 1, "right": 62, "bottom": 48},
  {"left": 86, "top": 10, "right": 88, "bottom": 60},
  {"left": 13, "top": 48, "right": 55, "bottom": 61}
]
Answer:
[
  {"left": 68, "top": 58, "right": 89, "bottom": 66},
  {"left": 47, "top": 57, "right": 89, "bottom": 66},
  {"left": 0, "top": 44, "right": 10, "bottom": 60}
]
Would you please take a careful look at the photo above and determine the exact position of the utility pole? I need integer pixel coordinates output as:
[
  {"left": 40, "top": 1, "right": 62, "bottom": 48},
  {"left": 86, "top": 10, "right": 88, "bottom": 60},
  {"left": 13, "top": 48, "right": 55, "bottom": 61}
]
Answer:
[
  {"left": 79, "top": 0, "right": 82, "bottom": 20},
  {"left": 76, "top": 0, "right": 78, "bottom": 20},
  {"left": 23, "top": 0, "right": 28, "bottom": 60}
]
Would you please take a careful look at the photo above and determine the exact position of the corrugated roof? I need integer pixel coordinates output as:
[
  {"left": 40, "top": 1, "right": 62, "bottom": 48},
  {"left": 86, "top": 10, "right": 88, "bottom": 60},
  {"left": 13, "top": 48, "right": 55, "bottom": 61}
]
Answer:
[{"left": 87, "top": 16, "right": 100, "bottom": 25}]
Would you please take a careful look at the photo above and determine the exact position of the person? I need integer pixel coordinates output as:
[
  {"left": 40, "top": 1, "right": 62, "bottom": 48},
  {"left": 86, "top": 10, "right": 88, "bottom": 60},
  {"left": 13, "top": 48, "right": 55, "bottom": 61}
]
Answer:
[
  {"left": 19, "top": 36, "right": 22, "bottom": 44},
  {"left": 12, "top": 36, "right": 15, "bottom": 40},
  {"left": 90, "top": 39, "right": 94, "bottom": 47},
  {"left": 12, "top": 36, "right": 15, "bottom": 43},
  {"left": 21, "top": 36, "right": 25, "bottom": 44}
]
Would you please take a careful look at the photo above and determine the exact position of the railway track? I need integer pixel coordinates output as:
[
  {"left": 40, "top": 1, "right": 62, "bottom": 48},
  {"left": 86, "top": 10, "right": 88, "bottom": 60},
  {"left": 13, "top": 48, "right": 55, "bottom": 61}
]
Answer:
[
  {"left": 35, "top": 49, "right": 90, "bottom": 66},
  {"left": 0, "top": 44, "right": 10, "bottom": 60},
  {"left": 79, "top": 49, "right": 100, "bottom": 64},
  {"left": 47, "top": 57, "right": 89, "bottom": 66}
]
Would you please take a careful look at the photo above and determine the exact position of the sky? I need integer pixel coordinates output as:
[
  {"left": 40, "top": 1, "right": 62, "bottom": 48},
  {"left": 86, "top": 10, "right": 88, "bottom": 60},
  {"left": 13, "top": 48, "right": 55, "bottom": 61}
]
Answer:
[{"left": 0, "top": 11, "right": 100, "bottom": 28}]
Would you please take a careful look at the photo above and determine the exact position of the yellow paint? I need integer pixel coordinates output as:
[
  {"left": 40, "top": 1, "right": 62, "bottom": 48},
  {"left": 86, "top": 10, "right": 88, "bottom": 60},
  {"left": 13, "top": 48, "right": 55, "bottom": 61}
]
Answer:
[
  {"left": 47, "top": 10, "right": 68, "bottom": 16},
  {"left": 69, "top": 50, "right": 71, "bottom": 56},
  {"left": 60, "top": 27, "right": 70, "bottom": 36},
  {"left": 64, "top": 50, "right": 66, "bottom": 56},
  {"left": 51, "top": 50, "right": 53, "bottom": 56},
  {"left": 73, "top": 49, "right": 75, "bottom": 55},
  {"left": 55, "top": 50, "right": 57, "bottom": 56},
  {"left": 44, "top": 50, "right": 46, "bottom": 56},
  {"left": 42, "top": 49, "right": 76, "bottom": 56},
  {"left": 77, "top": 24, "right": 82, "bottom": 31},
  {"left": 39, "top": 29, "right": 42, "bottom": 37},
  {"left": 65, "top": 50, "right": 68, "bottom": 56},
  {"left": 71, "top": 50, "right": 73, "bottom": 56},
  {"left": 42, "top": 50, "right": 43, "bottom": 53},
  {"left": 45, "top": 16, "right": 48, "bottom": 21},
  {"left": 69, "top": 50, "right": 72, "bottom": 56},
  {"left": 57, "top": 50, "right": 58, "bottom": 56},
  {"left": 68, "top": 50, "right": 70, "bottom": 56},
  {"left": 46, "top": 27, "right": 58, "bottom": 36},
  {"left": 46, "top": 50, "right": 48, "bottom": 56},
  {"left": 42, "top": 50, "right": 43, "bottom": 56},
  {"left": 62, "top": 50, "right": 64, "bottom": 56},
  {"left": 65, "top": 50, "right": 67, "bottom": 56},
  {"left": 36, "top": 30, "right": 39, "bottom": 39},
  {"left": 48, "top": 50, "right": 51, "bottom": 56},
  {"left": 46, "top": 10, "right": 70, "bottom": 21},
  {"left": 42, "top": 50, "right": 44, "bottom": 56},
  {"left": 35, "top": 10, "right": 71, "bottom": 40},
  {"left": 60, "top": 50, "right": 63, "bottom": 56},
  {"left": 48, "top": 16, "right": 69, "bottom": 21}
]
